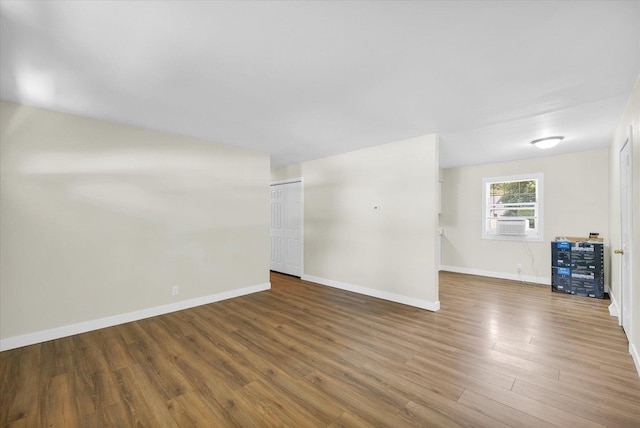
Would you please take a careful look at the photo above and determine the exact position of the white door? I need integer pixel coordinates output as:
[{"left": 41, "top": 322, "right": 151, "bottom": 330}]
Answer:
[
  {"left": 270, "top": 185, "right": 285, "bottom": 273},
  {"left": 620, "top": 136, "right": 633, "bottom": 337},
  {"left": 270, "top": 182, "right": 302, "bottom": 276}
]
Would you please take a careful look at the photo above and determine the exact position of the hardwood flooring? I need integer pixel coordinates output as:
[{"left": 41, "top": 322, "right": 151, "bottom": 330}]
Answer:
[{"left": 1, "top": 271, "right": 639, "bottom": 427}]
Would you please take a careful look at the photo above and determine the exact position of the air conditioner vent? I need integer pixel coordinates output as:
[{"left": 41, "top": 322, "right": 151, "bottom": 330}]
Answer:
[{"left": 496, "top": 218, "right": 527, "bottom": 236}]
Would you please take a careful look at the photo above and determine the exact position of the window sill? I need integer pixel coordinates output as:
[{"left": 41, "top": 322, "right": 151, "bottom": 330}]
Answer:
[{"left": 483, "top": 234, "right": 543, "bottom": 242}]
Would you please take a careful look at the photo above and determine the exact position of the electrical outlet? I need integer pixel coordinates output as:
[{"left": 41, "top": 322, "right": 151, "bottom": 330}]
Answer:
[
  {"left": 517, "top": 263, "right": 522, "bottom": 273},
  {"left": 171, "top": 285, "right": 179, "bottom": 296}
]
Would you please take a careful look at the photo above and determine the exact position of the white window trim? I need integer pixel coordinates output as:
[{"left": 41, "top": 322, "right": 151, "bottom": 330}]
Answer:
[{"left": 482, "top": 173, "right": 544, "bottom": 242}]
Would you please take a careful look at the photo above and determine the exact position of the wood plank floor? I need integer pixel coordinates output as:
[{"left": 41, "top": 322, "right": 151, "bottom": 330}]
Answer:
[{"left": 1, "top": 271, "right": 639, "bottom": 427}]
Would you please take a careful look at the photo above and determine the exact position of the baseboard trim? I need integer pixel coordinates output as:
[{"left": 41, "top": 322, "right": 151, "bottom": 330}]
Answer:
[
  {"left": 0, "top": 282, "right": 271, "bottom": 352},
  {"left": 301, "top": 274, "right": 440, "bottom": 312},
  {"left": 440, "top": 265, "right": 549, "bottom": 285},
  {"left": 631, "top": 343, "right": 640, "bottom": 378},
  {"left": 609, "top": 290, "right": 620, "bottom": 322}
]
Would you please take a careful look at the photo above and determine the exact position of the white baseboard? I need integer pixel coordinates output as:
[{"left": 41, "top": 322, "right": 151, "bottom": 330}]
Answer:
[
  {"left": 631, "top": 343, "right": 640, "bottom": 378},
  {"left": 301, "top": 274, "right": 440, "bottom": 312},
  {"left": 440, "top": 265, "right": 549, "bottom": 285},
  {"left": 0, "top": 282, "right": 271, "bottom": 352},
  {"left": 609, "top": 290, "right": 620, "bottom": 321}
]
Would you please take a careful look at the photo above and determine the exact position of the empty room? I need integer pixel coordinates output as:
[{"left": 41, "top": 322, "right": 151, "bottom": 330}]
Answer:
[{"left": 1, "top": 1, "right": 639, "bottom": 427}]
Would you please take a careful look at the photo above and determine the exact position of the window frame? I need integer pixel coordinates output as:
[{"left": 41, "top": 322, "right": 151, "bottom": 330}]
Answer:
[{"left": 482, "top": 173, "right": 544, "bottom": 242}]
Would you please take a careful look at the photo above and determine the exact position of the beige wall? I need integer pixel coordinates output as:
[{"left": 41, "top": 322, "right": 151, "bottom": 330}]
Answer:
[
  {"left": 608, "top": 76, "right": 640, "bottom": 363},
  {"left": 0, "top": 101, "right": 270, "bottom": 343},
  {"left": 271, "top": 163, "right": 302, "bottom": 182},
  {"left": 273, "top": 135, "right": 440, "bottom": 308},
  {"left": 441, "top": 150, "right": 609, "bottom": 284}
]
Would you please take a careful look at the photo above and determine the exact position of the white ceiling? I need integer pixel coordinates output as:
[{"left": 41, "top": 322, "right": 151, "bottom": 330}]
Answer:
[{"left": 1, "top": 1, "right": 639, "bottom": 169}]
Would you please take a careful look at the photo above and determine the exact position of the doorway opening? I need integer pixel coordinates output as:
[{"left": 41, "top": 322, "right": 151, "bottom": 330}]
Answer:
[
  {"left": 270, "top": 180, "right": 303, "bottom": 277},
  {"left": 619, "top": 128, "right": 633, "bottom": 339}
]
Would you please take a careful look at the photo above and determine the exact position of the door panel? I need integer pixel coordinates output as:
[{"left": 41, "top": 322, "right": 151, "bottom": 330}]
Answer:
[{"left": 270, "top": 186, "right": 284, "bottom": 272}]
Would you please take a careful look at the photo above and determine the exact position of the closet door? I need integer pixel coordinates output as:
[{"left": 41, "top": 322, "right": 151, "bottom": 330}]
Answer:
[
  {"left": 270, "top": 185, "right": 285, "bottom": 273},
  {"left": 270, "top": 182, "right": 302, "bottom": 276}
]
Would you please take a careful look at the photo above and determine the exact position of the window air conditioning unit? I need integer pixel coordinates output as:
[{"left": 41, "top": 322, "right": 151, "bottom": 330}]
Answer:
[{"left": 496, "top": 218, "right": 527, "bottom": 236}]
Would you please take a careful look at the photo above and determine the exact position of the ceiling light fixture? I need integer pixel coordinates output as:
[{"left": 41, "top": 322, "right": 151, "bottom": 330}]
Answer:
[{"left": 531, "top": 136, "right": 564, "bottom": 149}]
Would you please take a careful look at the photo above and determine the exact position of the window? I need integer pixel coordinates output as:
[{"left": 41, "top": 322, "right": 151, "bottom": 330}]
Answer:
[{"left": 482, "top": 173, "right": 543, "bottom": 241}]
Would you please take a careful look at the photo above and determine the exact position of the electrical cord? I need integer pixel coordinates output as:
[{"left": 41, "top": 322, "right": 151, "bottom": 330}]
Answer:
[{"left": 521, "top": 237, "right": 539, "bottom": 284}]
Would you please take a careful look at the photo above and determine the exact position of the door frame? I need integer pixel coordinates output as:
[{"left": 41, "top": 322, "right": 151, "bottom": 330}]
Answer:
[
  {"left": 270, "top": 178, "right": 304, "bottom": 276},
  {"left": 619, "top": 127, "right": 633, "bottom": 340}
]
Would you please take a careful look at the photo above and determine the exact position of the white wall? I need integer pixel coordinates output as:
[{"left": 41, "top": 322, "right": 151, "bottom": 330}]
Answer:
[
  {"left": 272, "top": 134, "right": 440, "bottom": 310},
  {"left": 440, "top": 149, "right": 609, "bottom": 284},
  {"left": 0, "top": 101, "right": 270, "bottom": 349},
  {"left": 608, "top": 76, "right": 640, "bottom": 373}
]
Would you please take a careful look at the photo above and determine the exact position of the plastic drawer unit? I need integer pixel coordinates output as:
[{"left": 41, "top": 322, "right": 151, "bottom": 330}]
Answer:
[{"left": 551, "top": 239, "right": 604, "bottom": 299}]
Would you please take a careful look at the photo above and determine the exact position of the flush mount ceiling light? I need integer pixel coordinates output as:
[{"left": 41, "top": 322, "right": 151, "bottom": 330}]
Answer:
[{"left": 531, "top": 136, "right": 564, "bottom": 149}]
